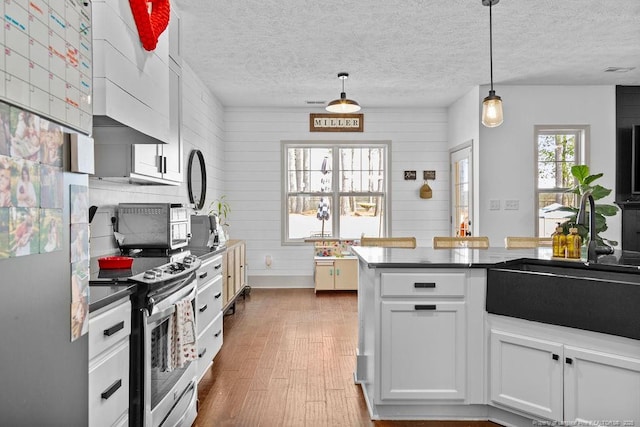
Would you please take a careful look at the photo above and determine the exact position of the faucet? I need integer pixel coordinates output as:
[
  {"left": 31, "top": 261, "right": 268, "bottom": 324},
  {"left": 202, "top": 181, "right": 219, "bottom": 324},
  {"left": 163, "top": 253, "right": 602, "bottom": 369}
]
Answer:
[{"left": 576, "top": 191, "right": 613, "bottom": 262}]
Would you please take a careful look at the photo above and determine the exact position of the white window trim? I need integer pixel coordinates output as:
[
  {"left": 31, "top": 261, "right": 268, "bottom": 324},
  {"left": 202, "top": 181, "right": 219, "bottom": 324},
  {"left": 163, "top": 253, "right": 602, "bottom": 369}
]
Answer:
[
  {"left": 281, "top": 140, "right": 392, "bottom": 245},
  {"left": 533, "top": 125, "right": 590, "bottom": 236}
]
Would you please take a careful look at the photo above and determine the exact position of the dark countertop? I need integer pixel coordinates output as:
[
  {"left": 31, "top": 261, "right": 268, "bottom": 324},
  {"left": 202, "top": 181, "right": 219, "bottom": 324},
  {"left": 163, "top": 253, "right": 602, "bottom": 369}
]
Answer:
[{"left": 351, "top": 246, "right": 640, "bottom": 274}]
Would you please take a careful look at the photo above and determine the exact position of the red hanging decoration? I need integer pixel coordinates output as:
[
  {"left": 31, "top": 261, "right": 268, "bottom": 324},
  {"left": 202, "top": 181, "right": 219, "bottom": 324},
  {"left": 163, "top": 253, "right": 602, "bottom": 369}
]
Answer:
[{"left": 129, "top": 0, "right": 171, "bottom": 51}]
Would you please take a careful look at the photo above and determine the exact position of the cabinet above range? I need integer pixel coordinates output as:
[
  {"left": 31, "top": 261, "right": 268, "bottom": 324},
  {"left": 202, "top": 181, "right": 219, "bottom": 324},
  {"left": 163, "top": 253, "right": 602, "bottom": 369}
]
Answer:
[{"left": 91, "top": 0, "right": 183, "bottom": 185}]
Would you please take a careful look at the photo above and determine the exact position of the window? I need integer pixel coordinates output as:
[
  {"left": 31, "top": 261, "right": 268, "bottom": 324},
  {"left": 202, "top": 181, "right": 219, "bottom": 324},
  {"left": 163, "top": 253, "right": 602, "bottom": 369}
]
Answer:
[
  {"left": 283, "top": 142, "right": 389, "bottom": 243},
  {"left": 535, "top": 125, "right": 589, "bottom": 237}
]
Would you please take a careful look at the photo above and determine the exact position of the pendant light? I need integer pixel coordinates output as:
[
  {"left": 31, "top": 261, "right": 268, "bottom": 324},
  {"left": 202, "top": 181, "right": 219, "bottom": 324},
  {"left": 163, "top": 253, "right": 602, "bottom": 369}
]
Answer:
[
  {"left": 481, "top": 0, "right": 503, "bottom": 128},
  {"left": 326, "top": 72, "right": 361, "bottom": 113}
]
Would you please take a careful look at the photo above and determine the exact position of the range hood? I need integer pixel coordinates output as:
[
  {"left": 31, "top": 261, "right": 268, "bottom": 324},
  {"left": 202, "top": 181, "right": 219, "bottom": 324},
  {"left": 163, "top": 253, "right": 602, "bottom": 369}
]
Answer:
[{"left": 92, "top": 115, "right": 167, "bottom": 145}]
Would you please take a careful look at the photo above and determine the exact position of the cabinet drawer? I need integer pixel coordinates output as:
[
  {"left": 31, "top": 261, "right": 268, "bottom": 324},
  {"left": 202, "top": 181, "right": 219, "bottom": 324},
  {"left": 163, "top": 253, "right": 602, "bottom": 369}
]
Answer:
[
  {"left": 196, "top": 274, "right": 223, "bottom": 336},
  {"left": 89, "top": 340, "right": 130, "bottom": 427},
  {"left": 381, "top": 272, "right": 465, "bottom": 297},
  {"left": 197, "top": 255, "right": 223, "bottom": 288},
  {"left": 196, "top": 313, "right": 223, "bottom": 379},
  {"left": 89, "top": 299, "right": 131, "bottom": 360}
]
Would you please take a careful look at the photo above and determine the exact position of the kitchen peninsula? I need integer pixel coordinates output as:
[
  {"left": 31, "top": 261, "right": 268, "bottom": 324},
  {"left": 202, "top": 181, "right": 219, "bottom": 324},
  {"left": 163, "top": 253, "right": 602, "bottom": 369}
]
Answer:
[{"left": 351, "top": 246, "right": 640, "bottom": 426}]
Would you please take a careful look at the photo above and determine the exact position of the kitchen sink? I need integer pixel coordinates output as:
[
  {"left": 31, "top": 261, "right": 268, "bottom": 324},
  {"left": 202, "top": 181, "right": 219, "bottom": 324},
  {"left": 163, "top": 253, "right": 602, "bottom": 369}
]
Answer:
[{"left": 487, "top": 261, "right": 640, "bottom": 340}]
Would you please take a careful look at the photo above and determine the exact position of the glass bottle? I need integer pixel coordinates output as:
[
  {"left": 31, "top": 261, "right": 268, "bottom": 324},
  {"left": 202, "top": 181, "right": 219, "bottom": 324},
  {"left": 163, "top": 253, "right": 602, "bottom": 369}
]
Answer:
[
  {"left": 566, "top": 227, "right": 582, "bottom": 259},
  {"left": 551, "top": 225, "right": 567, "bottom": 258}
]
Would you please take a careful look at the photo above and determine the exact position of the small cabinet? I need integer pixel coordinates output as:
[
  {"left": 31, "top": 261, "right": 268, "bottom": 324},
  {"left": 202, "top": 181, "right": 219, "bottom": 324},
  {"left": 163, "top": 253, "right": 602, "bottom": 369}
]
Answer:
[
  {"left": 380, "top": 301, "right": 466, "bottom": 400},
  {"left": 314, "top": 257, "right": 358, "bottom": 291},
  {"left": 223, "top": 240, "right": 247, "bottom": 310},
  {"left": 490, "top": 328, "right": 640, "bottom": 422},
  {"left": 89, "top": 298, "right": 131, "bottom": 427}
]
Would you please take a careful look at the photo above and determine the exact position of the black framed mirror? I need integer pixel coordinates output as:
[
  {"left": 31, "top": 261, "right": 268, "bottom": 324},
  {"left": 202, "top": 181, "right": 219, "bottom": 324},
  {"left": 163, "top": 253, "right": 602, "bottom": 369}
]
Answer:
[{"left": 187, "top": 149, "right": 207, "bottom": 211}]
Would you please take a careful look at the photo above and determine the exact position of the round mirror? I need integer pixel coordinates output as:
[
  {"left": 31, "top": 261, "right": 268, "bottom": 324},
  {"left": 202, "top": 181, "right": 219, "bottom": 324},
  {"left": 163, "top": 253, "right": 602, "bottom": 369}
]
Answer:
[{"left": 187, "top": 149, "right": 207, "bottom": 211}]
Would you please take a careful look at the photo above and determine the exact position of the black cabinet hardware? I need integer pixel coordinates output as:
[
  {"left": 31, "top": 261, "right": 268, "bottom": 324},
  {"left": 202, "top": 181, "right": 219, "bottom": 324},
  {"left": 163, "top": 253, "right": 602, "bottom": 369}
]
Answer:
[
  {"left": 414, "top": 305, "right": 436, "bottom": 310},
  {"left": 199, "top": 304, "right": 208, "bottom": 313},
  {"left": 214, "top": 264, "right": 222, "bottom": 270},
  {"left": 199, "top": 272, "right": 208, "bottom": 279},
  {"left": 214, "top": 330, "right": 222, "bottom": 337},
  {"left": 214, "top": 292, "right": 222, "bottom": 299},
  {"left": 566, "top": 357, "right": 573, "bottom": 365},
  {"left": 163, "top": 156, "right": 167, "bottom": 174},
  {"left": 198, "top": 348, "right": 207, "bottom": 358},
  {"left": 101, "top": 379, "right": 122, "bottom": 400},
  {"left": 103, "top": 321, "right": 124, "bottom": 336},
  {"left": 414, "top": 282, "right": 436, "bottom": 288},
  {"left": 552, "top": 354, "right": 559, "bottom": 360}
]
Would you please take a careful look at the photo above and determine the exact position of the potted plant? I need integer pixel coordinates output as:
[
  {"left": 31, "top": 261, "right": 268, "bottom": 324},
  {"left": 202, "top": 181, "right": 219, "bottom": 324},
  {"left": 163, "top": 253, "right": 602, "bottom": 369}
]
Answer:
[
  {"left": 209, "top": 195, "right": 231, "bottom": 240},
  {"left": 553, "top": 165, "right": 618, "bottom": 248}
]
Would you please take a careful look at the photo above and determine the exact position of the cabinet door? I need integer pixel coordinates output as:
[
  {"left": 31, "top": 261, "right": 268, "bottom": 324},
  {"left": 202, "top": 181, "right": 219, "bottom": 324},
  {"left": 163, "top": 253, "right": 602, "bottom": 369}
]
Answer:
[
  {"left": 334, "top": 258, "right": 358, "bottom": 290},
  {"left": 233, "top": 244, "right": 242, "bottom": 295},
  {"left": 380, "top": 301, "right": 466, "bottom": 400},
  {"left": 314, "top": 261, "right": 335, "bottom": 291},
  {"left": 132, "top": 143, "right": 162, "bottom": 178},
  {"left": 239, "top": 242, "right": 246, "bottom": 290},
  {"left": 222, "top": 251, "right": 230, "bottom": 305},
  {"left": 564, "top": 345, "right": 640, "bottom": 423},
  {"left": 489, "top": 330, "right": 563, "bottom": 420},
  {"left": 161, "top": 65, "right": 183, "bottom": 182},
  {"left": 226, "top": 248, "right": 236, "bottom": 302}
]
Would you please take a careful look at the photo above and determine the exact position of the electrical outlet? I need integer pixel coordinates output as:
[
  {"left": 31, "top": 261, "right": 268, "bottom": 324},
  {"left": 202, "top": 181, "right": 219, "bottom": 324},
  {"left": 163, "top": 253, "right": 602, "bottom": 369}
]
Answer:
[
  {"left": 505, "top": 200, "right": 520, "bottom": 210},
  {"left": 489, "top": 200, "right": 500, "bottom": 210}
]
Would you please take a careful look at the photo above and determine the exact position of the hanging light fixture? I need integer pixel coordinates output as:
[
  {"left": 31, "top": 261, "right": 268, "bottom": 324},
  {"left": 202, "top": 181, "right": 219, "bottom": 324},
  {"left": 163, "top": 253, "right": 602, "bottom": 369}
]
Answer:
[
  {"left": 326, "top": 72, "right": 361, "bottom": 113},
  {"left": 481, "top": 0, "right": 503, "bottom": 128}
]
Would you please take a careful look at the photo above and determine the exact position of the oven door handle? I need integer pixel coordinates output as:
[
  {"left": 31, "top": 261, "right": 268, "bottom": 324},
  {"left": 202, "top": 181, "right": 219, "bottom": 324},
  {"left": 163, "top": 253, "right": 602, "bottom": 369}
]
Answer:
[{"left": 148, "top": 279, "right": 197, "bottom": 318}]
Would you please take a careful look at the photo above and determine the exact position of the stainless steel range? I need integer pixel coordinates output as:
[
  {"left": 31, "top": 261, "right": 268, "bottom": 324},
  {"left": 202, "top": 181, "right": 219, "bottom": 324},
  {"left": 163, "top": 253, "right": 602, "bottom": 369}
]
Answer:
[{"left": 127, "top": 253, "right": 202, "bottom": 427}]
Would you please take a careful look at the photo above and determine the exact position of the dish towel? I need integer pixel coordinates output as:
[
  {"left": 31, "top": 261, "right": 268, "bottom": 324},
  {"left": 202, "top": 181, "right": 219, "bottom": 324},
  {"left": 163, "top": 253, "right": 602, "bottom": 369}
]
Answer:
[{"left": 170, "top": 298, "right": 197, "bottom": 370}]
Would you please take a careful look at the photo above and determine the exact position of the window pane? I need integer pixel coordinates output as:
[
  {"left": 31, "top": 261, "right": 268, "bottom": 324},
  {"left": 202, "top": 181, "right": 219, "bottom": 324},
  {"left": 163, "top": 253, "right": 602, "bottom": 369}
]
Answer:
[
  {"left": 537, "top": 133, "right": 576, "bottom": 190},
  {"left": 538, "top": 192, "right": 575, "bottom": 237},
  {"left": 338, "top": 147, "right": 385, "bottom": 192},
  {"left": 338, "top": 196, "right": 384, "bottom": 238},
  {"left": 287, "top": 195, "right": 332, "bottom": 239},
  {"left": 286, "top": 148, "right": 332, "bottom": 193}
]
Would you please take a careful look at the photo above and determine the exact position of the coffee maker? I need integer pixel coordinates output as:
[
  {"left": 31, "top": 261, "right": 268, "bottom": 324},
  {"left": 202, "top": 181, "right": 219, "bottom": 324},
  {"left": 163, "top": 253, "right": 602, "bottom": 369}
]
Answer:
[{"left": 189, "top": 214, "right": 223, "bottom": 248}]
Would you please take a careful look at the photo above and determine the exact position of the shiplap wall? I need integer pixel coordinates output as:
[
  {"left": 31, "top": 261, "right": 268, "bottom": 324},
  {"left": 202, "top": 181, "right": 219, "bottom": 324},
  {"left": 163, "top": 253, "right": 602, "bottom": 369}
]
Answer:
[
  {"left": 224, "top": 107, "right": 450, "bottom": 287},
  {"left": 89, "top": 61, "right": 226, "bottom": 256}
]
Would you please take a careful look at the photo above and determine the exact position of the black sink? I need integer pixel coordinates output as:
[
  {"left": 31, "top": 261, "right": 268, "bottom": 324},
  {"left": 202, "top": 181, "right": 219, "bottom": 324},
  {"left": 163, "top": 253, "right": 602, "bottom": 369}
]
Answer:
[{"left": 487, "top": 262, "right": 640, "bottom": 340}]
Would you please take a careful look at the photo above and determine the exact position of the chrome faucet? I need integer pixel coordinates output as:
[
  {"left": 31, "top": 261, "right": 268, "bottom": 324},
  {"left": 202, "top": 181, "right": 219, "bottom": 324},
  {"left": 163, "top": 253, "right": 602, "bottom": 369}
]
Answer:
[{"left": 576, "top": 191, "right": 613, "bottom": 262}]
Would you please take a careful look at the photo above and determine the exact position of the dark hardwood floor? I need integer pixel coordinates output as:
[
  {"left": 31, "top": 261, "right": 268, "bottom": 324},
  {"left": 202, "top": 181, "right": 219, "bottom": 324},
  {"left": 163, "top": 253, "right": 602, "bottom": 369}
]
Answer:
[{"left": 194, "top": 288, "right": 500, "bottom": 427}]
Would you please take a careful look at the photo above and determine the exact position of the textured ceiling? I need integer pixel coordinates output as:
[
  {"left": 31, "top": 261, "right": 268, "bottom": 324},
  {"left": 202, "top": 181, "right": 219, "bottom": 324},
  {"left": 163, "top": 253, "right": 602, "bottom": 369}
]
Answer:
[{"left": 173, "top": 0, "right": 640, "bottom": 108}]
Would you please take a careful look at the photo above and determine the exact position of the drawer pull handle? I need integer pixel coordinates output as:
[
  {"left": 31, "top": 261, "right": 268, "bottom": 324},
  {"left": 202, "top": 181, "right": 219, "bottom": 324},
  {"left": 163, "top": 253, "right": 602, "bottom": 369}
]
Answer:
[
  {"left": 414, "top": 282, "right": 436, "bottom": 288},
  {"left": 414, "top": 305, "right": 436, "bottom": 310},
  {"left": 199, "top": 272, "right": 208, "bottom": 279},
  {"left": 198, "top": 348, "right": 207, "bottom": 358},
  {"left": 566, "top": 357, "right": 573, "bottom": 365},
  {"left": 199, "top": 304, "right": 208, "bottom": 313},
  {"left": 214, "top": 264, "right": 222, "bottom": 270},
  {"left": 214, "top": 292, "right": 222, "bottom": 299},
  {"left": 103, "top": 321, "right": 124, "bottom": 337},
  {"left": 552, "top": 354, "right": 559, "bottom": 361},
  {"left": 215, "top": 330, "right": 222, "bottom": 338},
  {"left": 101, "top": 379, "right": 122, "bottom": 400}
]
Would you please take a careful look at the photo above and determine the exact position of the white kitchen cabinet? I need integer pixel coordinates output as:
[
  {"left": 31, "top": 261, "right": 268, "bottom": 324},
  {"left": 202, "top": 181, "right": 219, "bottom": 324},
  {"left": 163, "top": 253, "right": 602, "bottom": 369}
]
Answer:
[
  {"left": 380, "top": 301, "right": 466, "bottom": 400},
  {"left": 195, "top": 254, "right": 224, "bottom": 381},
  {"left": 314, "top": 257, "right": 358, "bottom": 291},
  {"left": 89, "top": 298, "right": 131, "bottom": 427},
  {"left": 490, "top": 327, "right": 640, "bottom": 423}
]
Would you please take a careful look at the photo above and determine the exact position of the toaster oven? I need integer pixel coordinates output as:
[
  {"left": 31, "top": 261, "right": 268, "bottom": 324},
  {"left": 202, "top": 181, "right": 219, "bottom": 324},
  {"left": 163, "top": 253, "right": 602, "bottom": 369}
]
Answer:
[{"left": 117, "top": 203, "right": 190, "bottom": 250}]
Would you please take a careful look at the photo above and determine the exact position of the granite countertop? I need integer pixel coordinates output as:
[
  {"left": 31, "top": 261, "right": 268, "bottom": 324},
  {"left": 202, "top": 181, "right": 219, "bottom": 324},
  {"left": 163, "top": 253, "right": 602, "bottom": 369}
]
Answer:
[{"left": 351, "top": 246, "right": 640, "bottom": 274}]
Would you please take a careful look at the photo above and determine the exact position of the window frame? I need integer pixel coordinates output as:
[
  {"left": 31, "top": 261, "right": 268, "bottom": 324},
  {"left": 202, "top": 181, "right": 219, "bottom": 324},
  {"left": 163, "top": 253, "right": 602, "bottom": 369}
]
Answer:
[
  {"left": 281, "top": 140, "right": 391, "bottom": 245},
  {"left": 534, "top": 125, "right": 590, "bottom": 236}
]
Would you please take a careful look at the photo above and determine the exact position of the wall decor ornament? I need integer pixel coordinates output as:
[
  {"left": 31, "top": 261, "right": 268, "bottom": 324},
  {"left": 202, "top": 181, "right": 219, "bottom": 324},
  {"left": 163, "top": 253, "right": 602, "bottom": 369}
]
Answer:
[{"left": 129, "top": 0, "right": 171, "bottom": 51}]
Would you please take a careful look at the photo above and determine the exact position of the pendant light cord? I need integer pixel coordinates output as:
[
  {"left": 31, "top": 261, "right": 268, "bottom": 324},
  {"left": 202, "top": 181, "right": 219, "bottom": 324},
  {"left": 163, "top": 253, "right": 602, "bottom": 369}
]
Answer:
[{"left": 489, "top": 1, "right": 494, "bottom": 92}]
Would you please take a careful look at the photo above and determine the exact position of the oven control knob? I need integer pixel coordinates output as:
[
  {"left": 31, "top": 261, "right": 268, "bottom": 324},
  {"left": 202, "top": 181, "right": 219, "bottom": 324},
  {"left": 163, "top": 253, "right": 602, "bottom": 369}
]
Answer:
[
  {"left": 183, "top": 255, "right": 196, "bottom": 266},
  {"left": 143, "top": 270, "right": 156, "bottom": 280}
]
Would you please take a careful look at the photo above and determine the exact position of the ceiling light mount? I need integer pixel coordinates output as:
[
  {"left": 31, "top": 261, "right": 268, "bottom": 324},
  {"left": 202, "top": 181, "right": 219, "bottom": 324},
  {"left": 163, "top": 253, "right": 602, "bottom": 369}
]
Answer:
[
  {"left": 326, "top": 72, "right": 361, "bottom": 113},
  {"left": 481, "top": 0, "right": 503, "bottom": 128}
]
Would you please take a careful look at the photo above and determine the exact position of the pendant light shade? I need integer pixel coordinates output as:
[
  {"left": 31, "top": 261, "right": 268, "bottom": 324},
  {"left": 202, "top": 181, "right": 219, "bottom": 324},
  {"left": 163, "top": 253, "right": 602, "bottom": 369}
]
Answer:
[
  {"left": 326, "top": 72, "right": 361, "bottom": 113},
  {"left": 481, "top": 0, "right": 503, "bottom": 128}
]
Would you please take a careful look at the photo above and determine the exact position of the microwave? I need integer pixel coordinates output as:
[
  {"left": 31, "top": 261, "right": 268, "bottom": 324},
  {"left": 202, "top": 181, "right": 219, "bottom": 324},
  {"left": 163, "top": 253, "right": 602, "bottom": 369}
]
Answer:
[{"left": 117, "top": 203, "right": 190, "bottom": 250}]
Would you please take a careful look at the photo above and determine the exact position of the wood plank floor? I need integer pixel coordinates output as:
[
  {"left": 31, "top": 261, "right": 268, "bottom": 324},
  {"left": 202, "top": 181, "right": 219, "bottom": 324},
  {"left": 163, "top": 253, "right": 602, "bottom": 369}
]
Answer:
[{"left": 194, "top": 288, "right": 500, "bottom": 427}]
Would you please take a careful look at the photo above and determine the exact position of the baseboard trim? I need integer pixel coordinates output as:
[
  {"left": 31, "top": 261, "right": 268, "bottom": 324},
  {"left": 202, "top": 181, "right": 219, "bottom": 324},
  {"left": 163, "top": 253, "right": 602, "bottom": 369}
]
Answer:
[{"left": 247, "top": 275, "right": 314, "bottom": 288}]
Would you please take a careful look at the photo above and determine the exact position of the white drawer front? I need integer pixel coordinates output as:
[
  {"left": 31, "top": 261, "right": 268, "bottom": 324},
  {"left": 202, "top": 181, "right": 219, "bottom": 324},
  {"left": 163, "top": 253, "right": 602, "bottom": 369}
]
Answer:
[
  {"left": 381, "top": 272, "right": 465, "bottom": 297},
  {"left": 196, "top": 275, "right": 222, "bottom": 335},
  {"left": 89, "top": 341, "right": 130, "bottom": 427},
  {"left": 196, "top": 313, "right": 223, "bottom": 380},
  {"left": 89, "top": 299, "right": 131, "bottom": 360},
  {"left": 197, "top": 255, "right": 223, "bottom": 288}
]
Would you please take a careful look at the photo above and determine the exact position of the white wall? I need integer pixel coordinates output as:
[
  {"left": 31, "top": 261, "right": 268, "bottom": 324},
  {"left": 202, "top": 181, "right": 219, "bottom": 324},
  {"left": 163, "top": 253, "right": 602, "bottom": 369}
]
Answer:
[
  {"left": 224, "top": 108, "right": 450, "bottom": 286},
  {"left": 89, "top": 62, "right": 226, "bottom": 256},
  {"left": 477, "top": 85, "right": 619, "bottom": 247}
]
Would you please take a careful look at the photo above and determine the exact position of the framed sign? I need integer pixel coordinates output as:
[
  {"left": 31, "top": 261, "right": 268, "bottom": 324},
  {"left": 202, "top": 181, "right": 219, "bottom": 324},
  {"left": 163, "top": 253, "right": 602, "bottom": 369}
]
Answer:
[{"left": 309, "top": 113, "right": 363, "bottom": 132}]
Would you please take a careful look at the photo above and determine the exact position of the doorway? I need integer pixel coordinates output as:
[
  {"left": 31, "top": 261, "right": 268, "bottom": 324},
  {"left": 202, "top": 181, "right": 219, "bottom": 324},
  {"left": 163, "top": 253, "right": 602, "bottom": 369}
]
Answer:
[{"left": 450, "top": 144, "right": 473, "bottom": 237}]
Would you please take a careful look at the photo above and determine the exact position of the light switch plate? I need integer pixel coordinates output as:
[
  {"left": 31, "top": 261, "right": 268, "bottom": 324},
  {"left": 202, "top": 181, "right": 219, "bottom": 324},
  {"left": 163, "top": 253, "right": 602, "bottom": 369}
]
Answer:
[
  {"left": 505, "top": 200, "right": 520, "bottom": 210},
  {"left": 489, "top": 200, "right": 500, "bottom": 210}
]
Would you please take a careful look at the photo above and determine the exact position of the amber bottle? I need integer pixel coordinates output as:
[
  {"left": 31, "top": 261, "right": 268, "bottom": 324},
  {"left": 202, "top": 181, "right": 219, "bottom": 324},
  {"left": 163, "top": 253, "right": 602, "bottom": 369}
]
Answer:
[
  {"left": 551, "top": 225, "right": 567, "bottom": 258},
  {"left": 566, "top": 227, "right": 582, "bottom": 259}
]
